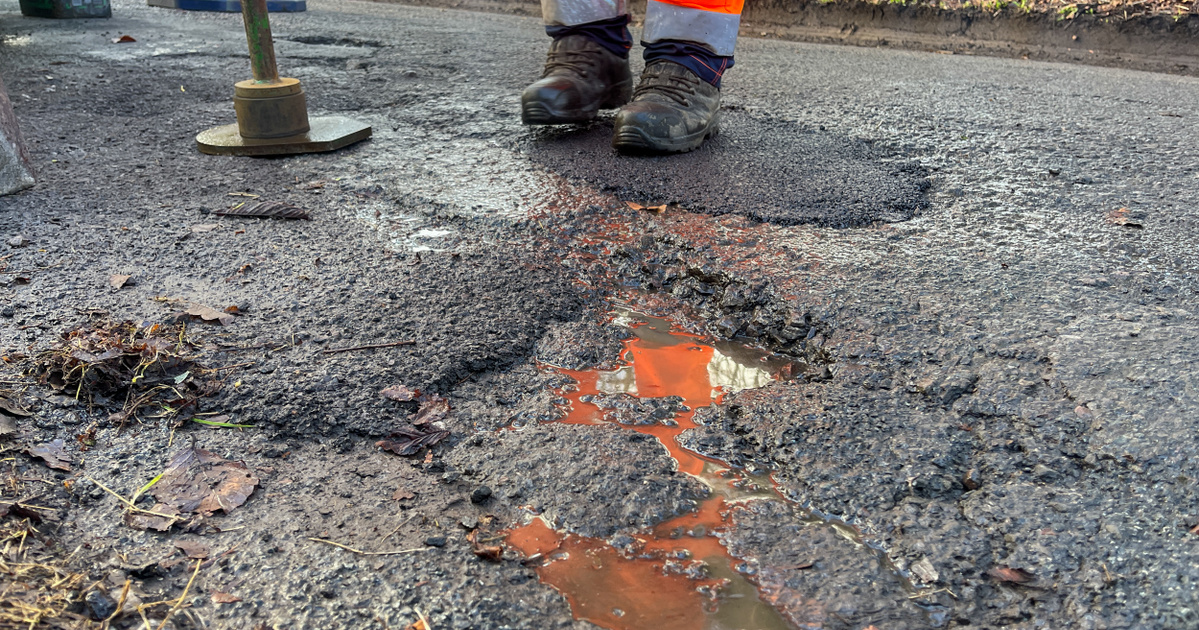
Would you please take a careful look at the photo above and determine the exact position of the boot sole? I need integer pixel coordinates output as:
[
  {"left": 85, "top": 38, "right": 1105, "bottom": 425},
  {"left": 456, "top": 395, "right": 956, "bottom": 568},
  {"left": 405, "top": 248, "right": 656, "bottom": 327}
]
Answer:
[
  {"left": 612, "top": 116, "right": 720, "bottom": 154},
  {"left": 521, "top": 80, "right": 633, "bottom": 126}
]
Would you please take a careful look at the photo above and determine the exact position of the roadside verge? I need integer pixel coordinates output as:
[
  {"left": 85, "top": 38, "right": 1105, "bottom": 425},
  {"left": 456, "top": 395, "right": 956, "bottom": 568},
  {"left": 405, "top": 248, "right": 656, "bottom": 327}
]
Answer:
[{"left": 380, "top": 0, "right": 1199, "bottom": 75}]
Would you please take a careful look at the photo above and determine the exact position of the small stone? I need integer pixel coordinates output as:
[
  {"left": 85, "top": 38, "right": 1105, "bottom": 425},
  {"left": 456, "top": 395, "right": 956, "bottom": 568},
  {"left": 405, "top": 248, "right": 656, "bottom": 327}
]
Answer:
[
  {"left": 7, "top": 235, "right": 30, "bottom": 248},
  {"left": 962, "top": 468, "right": 981, "bottom": 491},
  {"left": 0, "top": 306, "right": 13, "bottom": 318},
  {"left": 402, "top": 70, "right": 418, "bottom": 78},
  {"left": 1033, "top": 464, "right": 1061, "bottom": 482},
  {"left": 424, "top": 536, "right": 447, "bottom": 547},
  {"left": 470, "top": 486, "right": 492, "bottom": 504},
  {"left": 459, "top": 516, "right": 479, "bottom": 530},
  {"left": 85, "top": 589, "right": 116, "bottom": 620}
]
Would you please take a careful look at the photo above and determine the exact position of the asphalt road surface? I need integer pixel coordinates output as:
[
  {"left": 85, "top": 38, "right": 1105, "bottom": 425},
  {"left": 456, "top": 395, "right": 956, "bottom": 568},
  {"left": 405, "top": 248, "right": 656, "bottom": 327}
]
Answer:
[{"left": 1, "top": 0, "right": 1197, "bottom": 628}]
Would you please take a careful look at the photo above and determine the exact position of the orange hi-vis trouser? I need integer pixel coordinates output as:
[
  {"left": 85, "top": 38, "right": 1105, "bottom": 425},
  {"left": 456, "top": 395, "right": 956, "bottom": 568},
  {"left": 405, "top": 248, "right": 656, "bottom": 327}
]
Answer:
[{"left": 541, "top": 0, "right": 744, "bottom": 57}]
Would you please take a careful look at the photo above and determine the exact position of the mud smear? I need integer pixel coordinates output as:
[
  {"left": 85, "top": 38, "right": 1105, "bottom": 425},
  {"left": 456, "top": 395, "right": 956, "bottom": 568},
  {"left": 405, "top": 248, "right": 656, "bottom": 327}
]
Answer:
[
  {"left": 519, "top": 110, "right": 928, "bottom": 227},
  {"left": 508, "top": 310, "right": 832, "bottom": 630}
]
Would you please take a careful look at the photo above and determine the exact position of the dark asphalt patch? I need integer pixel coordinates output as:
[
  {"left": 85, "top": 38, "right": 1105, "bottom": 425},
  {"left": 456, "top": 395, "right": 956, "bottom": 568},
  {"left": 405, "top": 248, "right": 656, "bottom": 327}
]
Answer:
[{"left": 520, "top": 110, "right": 929, "bottom": 227}]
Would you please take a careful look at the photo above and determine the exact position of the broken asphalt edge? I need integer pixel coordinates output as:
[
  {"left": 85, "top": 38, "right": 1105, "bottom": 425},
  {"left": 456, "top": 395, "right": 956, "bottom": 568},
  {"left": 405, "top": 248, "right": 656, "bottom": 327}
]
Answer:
[{"left": 377, "top": 0, "right": 1199, "bottom": 77}]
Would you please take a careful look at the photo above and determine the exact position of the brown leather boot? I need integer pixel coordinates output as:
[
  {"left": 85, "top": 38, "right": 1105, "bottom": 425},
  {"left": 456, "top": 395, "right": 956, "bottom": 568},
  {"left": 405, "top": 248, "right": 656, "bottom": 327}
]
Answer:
[{"left": 521, "top": 34, "right": 633, "bottom": 125}]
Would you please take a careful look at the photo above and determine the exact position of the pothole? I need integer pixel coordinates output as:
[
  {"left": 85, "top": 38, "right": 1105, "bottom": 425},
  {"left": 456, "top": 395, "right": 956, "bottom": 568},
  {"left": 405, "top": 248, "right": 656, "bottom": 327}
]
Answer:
[{"left": 506, "top": 308, "right": 894, "bottom": 630}]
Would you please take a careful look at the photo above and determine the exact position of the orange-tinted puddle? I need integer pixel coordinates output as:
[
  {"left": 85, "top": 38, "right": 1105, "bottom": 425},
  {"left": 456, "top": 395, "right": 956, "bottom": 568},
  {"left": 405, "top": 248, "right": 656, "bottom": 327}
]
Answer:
[{"left": 508, "top": 311, "right": 796, "bottom": 630}]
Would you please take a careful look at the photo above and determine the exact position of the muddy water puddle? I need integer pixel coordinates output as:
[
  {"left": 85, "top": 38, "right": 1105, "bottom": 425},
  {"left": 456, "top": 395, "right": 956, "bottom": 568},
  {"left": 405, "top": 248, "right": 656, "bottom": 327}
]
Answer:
[{"left": 508, "top": 310, "right": 815, "bottom": 630}]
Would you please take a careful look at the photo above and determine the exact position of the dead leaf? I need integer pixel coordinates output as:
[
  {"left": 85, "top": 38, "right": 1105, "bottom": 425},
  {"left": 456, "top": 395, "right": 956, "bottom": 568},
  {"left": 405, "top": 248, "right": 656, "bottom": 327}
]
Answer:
[
  {"left": 381, "top": 385, "right": 418, "bottom": 402},
  {"left": 212, "top": 591, "right": 242, "bottom": 604},
  {"left": 1, "top": 502, "right": 43, "bottom": 523},
  {"left": 403, "top": 621, "right": 429, "bottom": 630},
  {"left": 174, "top": 539, "right": 210, "bottom": 559},
  {"left": 1107, "top": 207, "right": 1144, "bottom": 229},
  {"left": 467, "top": 529, "right": 503, "bottom": 562},
  {"left": 392, "top": 488, "right": 415, "bottom": 501},
  {"left": 137, "top": 448, "right": 259, "bottom": 526},
  {"left": 911, "top": 557, "right": 939, "bottom": 583},
  {"left": 107, "top": 274, "right": 132, "bottom": 289},
  {"left": 27, "top": 439, "right": 72, "bottom": 471},
  {"left": 377, "top": 426, "right": 449, "bottom": 456},
  {"left": 0, "top": 416, "right": 17, "bottom": 439},
  {"left": 986, "top": 566, "right": 1036, "bottom": 584},
  {"left": 624, "top": 201, "right": 666, "bottom": 214},
  {"left": 215, "top": 201, "right": 311, "bottom": 220},
  {"left": 300, "top": 180, "right": 326, "bottom": 190},
  {"left": 156, "top": 298, "right": 236, "bottom": 325},
  {"left": 412, "top": 393, "right": 449, "bottom": 425},
  {"left": 0, "top": 395, "right": 32, "bottom": 417},
  {"left": 190, "top": 224, "right": 221, "bottom": 233},
  {"left": 112, "top": 35, "right": 136, "bottom": 43}
]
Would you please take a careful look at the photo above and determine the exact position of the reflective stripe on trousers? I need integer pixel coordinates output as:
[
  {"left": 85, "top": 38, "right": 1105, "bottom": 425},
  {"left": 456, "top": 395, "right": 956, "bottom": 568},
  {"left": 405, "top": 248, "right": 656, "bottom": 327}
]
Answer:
[{"left": 541, "top": 0, "right": 741, "bottom": 57}]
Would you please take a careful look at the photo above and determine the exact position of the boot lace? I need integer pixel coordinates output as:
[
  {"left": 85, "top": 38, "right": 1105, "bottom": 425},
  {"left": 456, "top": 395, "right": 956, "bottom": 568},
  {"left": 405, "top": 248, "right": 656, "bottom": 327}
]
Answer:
[
  {"left": 633, "top": 66, "right": 697, "bottom": 106},
  {"left": 543, "top": 50, "right": 598, "bottom": 79}
]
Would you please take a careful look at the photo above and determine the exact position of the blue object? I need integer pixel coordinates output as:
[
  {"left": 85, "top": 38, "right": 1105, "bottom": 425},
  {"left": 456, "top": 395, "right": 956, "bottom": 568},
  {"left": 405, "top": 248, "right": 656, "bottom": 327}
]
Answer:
[{"left": 147, "top": 0, "right": 305, "bottom": 12}]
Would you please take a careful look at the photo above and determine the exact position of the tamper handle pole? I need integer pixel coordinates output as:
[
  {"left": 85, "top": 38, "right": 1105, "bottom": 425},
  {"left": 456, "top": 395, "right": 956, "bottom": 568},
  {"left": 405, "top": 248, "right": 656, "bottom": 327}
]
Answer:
[{"left": 240, "top": 0, "right": 280, "bottom": 83}]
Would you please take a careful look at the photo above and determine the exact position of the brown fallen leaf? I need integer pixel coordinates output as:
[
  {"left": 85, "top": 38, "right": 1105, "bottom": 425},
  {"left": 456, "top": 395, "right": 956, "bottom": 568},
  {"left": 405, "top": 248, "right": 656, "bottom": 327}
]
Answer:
[
  {"left": 986, "top": 566, "right": 1036, "bottom": 584},
  {"left": 381, "top": 385, "right": 418, "bottom": 402},
  {"left": 109, "top": 274, "right": 132, "bottom": 289},
  {"left": 624, "top": 201, "right": 667, "bottom": 214},
  {"left": 392, "top": 488, "right": 415, "bottom": 501},
  {"left": 0, "top": 395, "right": 31, "bottom": 418},
  {"left": 156, "top": 297, "right": 236, "bottom": 325},
  {"left": 300, "top": 180, "right": 326, "bottom": 191},
  {"left": 112, "top": 35, "right": 136, "bottom": 43},
  {"left": 174, "top": 539, "right": 210, "bottom": 559},
  {"left": 27, "top": 439, "right": 72, "bottom": 471},
  {"left": 215, "top": 201, "right": 311, "bottom": 220},
  {"left": 135, "top": 448, "right": 259, "bottom": 526},
  {"left": 377, "top": 426, "right": 449, "bottom": 456},
  {"left": 403, "top": 621, "right": 429, "bottom": 630},
  {"left": 412, "top": 394, "right": 449, "bottom": 426},
  {"left": 212, "top": 591, "right": 243, "bottom": 604},
  {"left": 467, "top": 529, "right": 503, "bottom": 562},
  {"left": 1107, "top": 207, "right": 1144, "bottom": 229}
]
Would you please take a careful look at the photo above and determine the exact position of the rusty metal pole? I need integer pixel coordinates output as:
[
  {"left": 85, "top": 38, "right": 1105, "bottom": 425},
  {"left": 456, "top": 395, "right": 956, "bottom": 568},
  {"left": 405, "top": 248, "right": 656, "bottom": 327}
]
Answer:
[
  {"left": 240, "top": 0, "right": 279, "bottom": 83},
  {"left": 195, "top": 0, "right": 371, "bottom": 156}
]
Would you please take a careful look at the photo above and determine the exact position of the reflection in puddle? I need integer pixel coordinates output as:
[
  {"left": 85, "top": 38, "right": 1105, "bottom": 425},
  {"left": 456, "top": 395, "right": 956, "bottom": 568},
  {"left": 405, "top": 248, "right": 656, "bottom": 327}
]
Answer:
[{"left": 508, "top": 310, "right": 796, "bottom": 630}]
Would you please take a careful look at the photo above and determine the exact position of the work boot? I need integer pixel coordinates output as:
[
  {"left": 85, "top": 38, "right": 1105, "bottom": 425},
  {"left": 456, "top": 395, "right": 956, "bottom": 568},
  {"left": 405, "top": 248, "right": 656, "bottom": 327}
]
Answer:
[
  {"left": 521, "top": 34, "right": 633, "bottom": 125},
  {"left": 612, "top": 61, "right": 720, "bottom": 154}
]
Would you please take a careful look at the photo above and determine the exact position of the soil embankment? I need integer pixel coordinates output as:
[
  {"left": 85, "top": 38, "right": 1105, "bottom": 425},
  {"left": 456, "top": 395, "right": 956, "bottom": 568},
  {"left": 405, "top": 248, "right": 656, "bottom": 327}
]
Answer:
[{"left": 384, "top": 0, "right": 1199, "bottom": 75}]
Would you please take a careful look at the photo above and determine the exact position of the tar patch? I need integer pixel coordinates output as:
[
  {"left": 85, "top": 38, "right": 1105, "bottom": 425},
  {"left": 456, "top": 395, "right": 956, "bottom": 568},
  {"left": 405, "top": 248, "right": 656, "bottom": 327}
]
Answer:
[{"left": 520, "top": 110, "right": 929, "bottom": 227}]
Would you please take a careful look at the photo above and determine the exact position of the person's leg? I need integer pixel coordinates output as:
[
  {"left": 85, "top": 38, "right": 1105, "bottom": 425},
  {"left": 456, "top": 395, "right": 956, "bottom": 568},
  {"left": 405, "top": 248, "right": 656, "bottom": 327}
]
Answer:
[
  {"left": 612, "top": 0, "right": 742, "bottom": 152},
  {"left": 521, "top": 0, "right": 635, "bottom": 125}
]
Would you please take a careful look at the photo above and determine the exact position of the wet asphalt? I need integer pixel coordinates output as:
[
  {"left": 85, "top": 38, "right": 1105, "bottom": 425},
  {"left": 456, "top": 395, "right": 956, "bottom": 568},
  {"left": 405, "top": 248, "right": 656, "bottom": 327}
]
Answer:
[{"left": 1, "top": 0, "right": 1198, "bottom": 628}]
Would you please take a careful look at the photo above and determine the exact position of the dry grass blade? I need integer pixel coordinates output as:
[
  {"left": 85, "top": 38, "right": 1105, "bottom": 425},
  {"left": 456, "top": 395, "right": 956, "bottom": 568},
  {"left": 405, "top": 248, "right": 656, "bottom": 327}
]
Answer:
[
  {"left": 308, "top": 538, "right": 427, "bottom": 556},
  {"left": 154, "top": 559, "right": 202, "bottom": 630}
]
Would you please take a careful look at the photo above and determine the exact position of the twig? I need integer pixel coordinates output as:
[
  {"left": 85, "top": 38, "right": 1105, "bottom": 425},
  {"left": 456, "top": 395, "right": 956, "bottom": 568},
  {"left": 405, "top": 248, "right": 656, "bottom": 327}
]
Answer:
[
  {"left": 320, "top": 340, "right": 416, "bottom": 355},
  {"left": 155, "top": 558, "right": 202, "bottom": 630},
  {"left": 416, "top": 607, "right": 431, "bottom": 629},
  {"left": 308, "top": 537, "right": 426, "bottom": 556},
  {"left": 383, "top": 513, "right": 422, "bottom": 542},
  {"left": 210, "top": 362, "right": 254, "bottom": 372}
]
